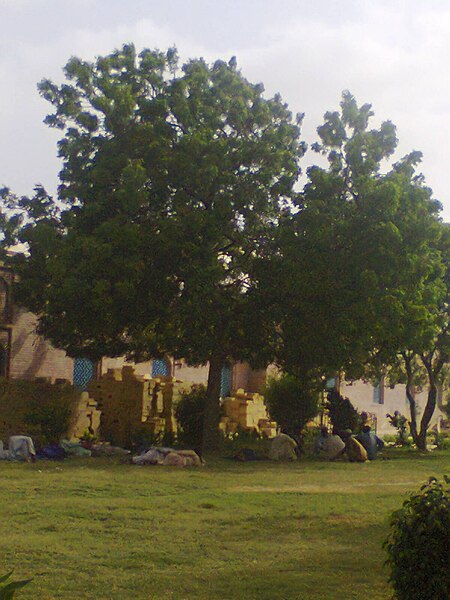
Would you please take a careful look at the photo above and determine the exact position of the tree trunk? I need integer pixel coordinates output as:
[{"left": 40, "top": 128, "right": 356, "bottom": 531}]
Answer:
[
  {"left": 403, "top": 355, "right": 419, "bottom": 446},
  {"left": 416, "top": 355, "right": 438, "bottom": 451},
  {"left": 416, "top": 382, "right": 437, "bottom": 451},
  {"left": 202, "top": 355, "right": 223, "bottom": 455}
]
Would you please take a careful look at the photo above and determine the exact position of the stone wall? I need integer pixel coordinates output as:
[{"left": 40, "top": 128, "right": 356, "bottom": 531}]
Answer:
[{"left": 10, "top": 308, "right": 74, "bottom": 381}]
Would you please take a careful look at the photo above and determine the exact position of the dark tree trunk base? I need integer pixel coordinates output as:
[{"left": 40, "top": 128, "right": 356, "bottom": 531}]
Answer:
[{"left": 202, "top": 356, "right": 223, "bottom": 454}]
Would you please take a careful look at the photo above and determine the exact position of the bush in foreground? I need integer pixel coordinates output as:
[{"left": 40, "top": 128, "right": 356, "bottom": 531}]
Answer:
[
  {"left": 384, "top": 476, "right": 449, "bottom": 600},
  {"left": 0, "top": 571, "right": 32, "bottom": 598}
]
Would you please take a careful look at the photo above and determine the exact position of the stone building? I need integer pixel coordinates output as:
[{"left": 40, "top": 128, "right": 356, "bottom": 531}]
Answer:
[
  {"left": 0, "top": 260, "right": 265, "bottom": 396},
  {"left": 0, "top": 261, "right": 446, "bottom": 434}
]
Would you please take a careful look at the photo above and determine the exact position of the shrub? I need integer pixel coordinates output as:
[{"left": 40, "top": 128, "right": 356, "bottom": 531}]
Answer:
[
  {"left": 175, "top": 385, "right": 207, "bottom": 450},
  {"left": 0, "top": 571, "right": 32, "bottom": 598},
  {"left": 384, "top": 476, "right": 450, "bottom": 600},
  {"left": 325, "top": 389, "right": 361, "bottom": 433},
  {"left": 0, "top": 379, "right": 79, "bottom": 446},
  {"left": 264, "top": 374, "right": 320, "bottom": 440},
  {"left": 223, "top": 427, "right": 271, "bottom": 458},
  {"left": 386, "top": 411, "right": 409, "bottom": 445}
]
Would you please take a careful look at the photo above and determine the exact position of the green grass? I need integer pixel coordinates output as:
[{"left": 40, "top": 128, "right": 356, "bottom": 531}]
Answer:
[{"left": 1, "top": 450, "right": 449, "bottom": 599}]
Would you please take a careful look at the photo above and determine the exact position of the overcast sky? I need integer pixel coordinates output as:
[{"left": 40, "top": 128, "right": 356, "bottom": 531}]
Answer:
[{"left": 1, "top": 0, "right": 449, "bottom": 219}]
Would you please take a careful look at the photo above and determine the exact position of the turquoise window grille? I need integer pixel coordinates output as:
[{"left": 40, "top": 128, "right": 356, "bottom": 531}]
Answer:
[
  {"left": 220, "top": 365, "right": 232, "bottom": 398},
  {"left": 73, "top": 358, "right": 95, "bottom": 390},
  {"left": 152, "top": 359, "right": 170, "bottom": 377}
]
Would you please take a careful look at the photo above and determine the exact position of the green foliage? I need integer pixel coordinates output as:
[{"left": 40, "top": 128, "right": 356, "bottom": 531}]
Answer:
[
  {"left": 222, "top": 427, "right": 271, "bottom": 458},
  {"left": 325, "top": 389, "right": 361, "bottom": 433},
  {"left": 0, "top": 449, "right": 448, "bottom": 598},
  {"left": 384, "top": 477, "right": 450, "bottom": 600},
  {"left": 2, "top": 45, "right": 305, "bottom": 452},
  {"left": 264, "top": 374, "right": 319, "bottom": 438},
  {"left": 175, "top": 385, "right": 208, "bottom": 450},
  {"left": 129, "top": 424, "right": 164, "bottom": 451},
  {"left": 0, "top": 379, "right": 79, "bottom": 446},
  {"left": 24, "top": 387, "right": 77, "bottom": 446},
  {"left": 0, "top": 572, "right": 32, "bottom": 599},
  {"left": 301, "top": 425, "right": 323, "bottom": 455},
  {"left": 263, "top": 92, "right": 446, "bottom": 382},
  {"left": 386, "top": 411, "right": 409, "bottom": 446}
]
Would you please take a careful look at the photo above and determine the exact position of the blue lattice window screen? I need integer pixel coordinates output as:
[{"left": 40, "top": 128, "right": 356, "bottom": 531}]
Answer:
[
  {"left": 73, "top": 358, "right": 95, "bottom": 390},
  {"left": 220, "top": 365, "right": 232, "bottom": 398},
  {"left": 152, "top": 359, "right": 170, "bottom": 377},
  {"left": 373, "top": 384, "right": 380, "bottom": 404},
  {"left": 326, "top": 377, "right": 336, "bottom": 390}
]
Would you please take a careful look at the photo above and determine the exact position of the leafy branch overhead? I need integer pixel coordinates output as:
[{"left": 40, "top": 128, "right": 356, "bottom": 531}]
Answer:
[
  {"left": 0, "top": 46, "right": 447, "bottom": 452},
  {"left": 4, "top": 45, "right": 305, "bottom": 452}
]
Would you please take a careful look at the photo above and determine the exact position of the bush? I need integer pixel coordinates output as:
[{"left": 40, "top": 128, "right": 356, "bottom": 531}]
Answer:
[
  {"left": 0, "top": 379, "right": 79, "bottom": 446},
  {"left": 222, "top": 427, "right": 271, "bottom": 458},
  {"left": 384, "top": 477, "right": 450, "bottom": 600},
  {"left": 264, "top": 374, "right": 320, "bottom": 440},
  {"left": 386, "top": 411, "right": 409, "bottom": 446},
  {"left": 175, "top": 385, "right": 207, "bottom": 450},
  {"left": 325, "top": 389, "right": 361, "bottom": 433},
  {"left": 0, "top": 571, "right": 32, "bottom": 598}
]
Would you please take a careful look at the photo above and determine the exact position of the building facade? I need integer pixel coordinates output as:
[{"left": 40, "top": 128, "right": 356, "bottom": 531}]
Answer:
[{"left": 0, "top": 262, "right": 446, "bottom": 434}]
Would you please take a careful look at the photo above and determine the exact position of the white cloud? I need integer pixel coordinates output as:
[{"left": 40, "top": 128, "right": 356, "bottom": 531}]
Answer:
[{"left": 0, "top": 0, "right": 449, "bottom": 218}]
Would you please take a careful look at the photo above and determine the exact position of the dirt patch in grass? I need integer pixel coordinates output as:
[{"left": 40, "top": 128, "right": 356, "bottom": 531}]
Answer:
[{"left": 229, "top": 481, "right": 420, "bottom": 493}]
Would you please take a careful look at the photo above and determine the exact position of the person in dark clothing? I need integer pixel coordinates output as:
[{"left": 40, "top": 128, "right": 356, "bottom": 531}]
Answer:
[{"left": 356, "top": 425, "right": 384, "bottom": 460}]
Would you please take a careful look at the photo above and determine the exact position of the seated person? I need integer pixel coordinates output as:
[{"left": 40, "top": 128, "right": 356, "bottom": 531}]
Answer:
[
  {"left": 1, "top": 435, "right": 36, "bottom": 462},
  {"left": 337, "top": 429, "right": 368, "bottom": 462},
  {"left": 356, "top": 425, "right": 384, "bottom": 460},
  {"left": 269, "top": 431, "right": 298, "bottom": 461},
  {"left": 316, "top": 426, "right": 345, "bottom": 460}
]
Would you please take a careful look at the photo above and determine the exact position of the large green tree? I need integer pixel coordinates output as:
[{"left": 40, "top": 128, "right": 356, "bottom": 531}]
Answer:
[
  {"left": 2, "top": 45, "right": 305, "bottom": 452},
  {"left": 381, "top": 223, "right": 449, "bottom": 449},
  {"left": 258, "top": 92, "right": 448, "bottom": 447}
]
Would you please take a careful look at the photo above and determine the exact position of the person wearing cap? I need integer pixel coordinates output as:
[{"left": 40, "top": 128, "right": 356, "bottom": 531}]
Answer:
[
  {"left": 337, "top": 429, "right": 368, "bottom": 462},
  {"left": 356, "top": 425, "right": 384, "bottom": 460},
  {"left": 315, "top": 426, "right": 345, "bottom": 460}
]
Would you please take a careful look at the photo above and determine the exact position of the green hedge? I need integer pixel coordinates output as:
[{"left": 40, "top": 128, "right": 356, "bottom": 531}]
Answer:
[{"left": 0, "top": 378, "right": 80, "bottom": 446}]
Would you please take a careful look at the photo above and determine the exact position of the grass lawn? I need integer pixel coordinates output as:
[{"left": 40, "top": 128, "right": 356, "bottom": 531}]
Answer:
[{"left": 1, "top": 449, "right": 449, "bottom": 600}]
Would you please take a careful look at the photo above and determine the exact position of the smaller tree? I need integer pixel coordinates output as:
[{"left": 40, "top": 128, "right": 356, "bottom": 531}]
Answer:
[
  {"left": 264, "top": 374, "right": 319, "bottom": 440},
  {"left": 175, "top": 385, "right": 208, "bottom": 452},
  {"left": 325, "top": 389, "right": 361, "bottom": 433},
  {"left": 384, "top": 477, "right": 449, "bottom": 600}
]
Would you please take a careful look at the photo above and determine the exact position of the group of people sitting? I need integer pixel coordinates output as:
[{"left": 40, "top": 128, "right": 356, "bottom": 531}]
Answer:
[{"left": 315, "top": 425, "right": 384, "bottom": 462}]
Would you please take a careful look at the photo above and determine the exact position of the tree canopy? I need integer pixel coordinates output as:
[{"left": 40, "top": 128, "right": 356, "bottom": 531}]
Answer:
[
  {"left": 1, "top": 52, "right": 447, "bottom": 451},
  {"left": 2, "top": 44, "right": 305, "bottom": 451},
  {"left": 258, "top": 93, "right": 447, "bottom": 406}
]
